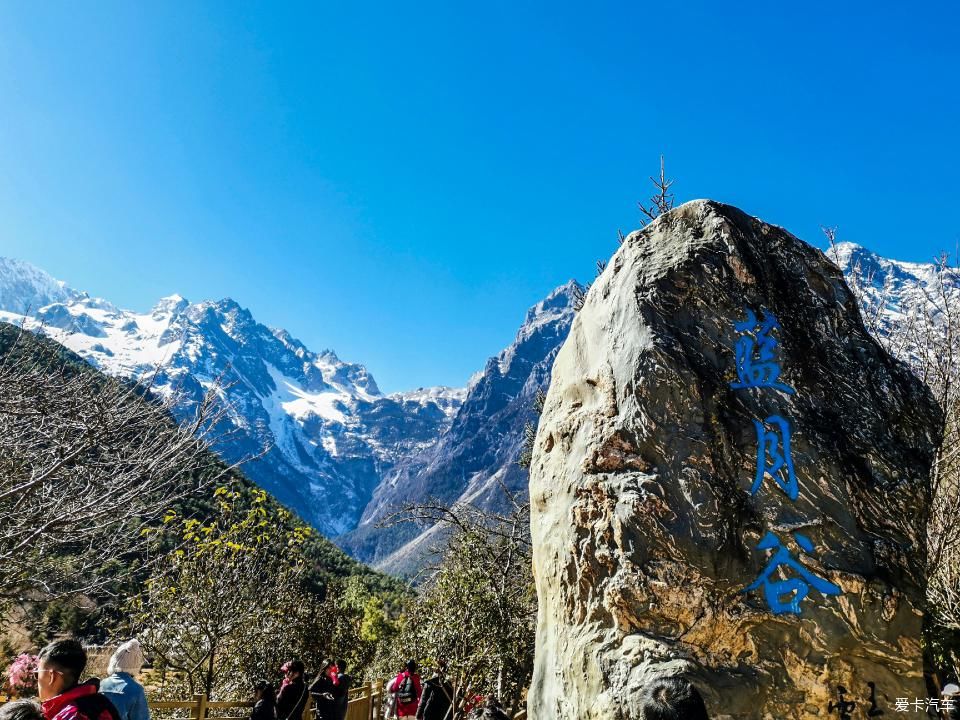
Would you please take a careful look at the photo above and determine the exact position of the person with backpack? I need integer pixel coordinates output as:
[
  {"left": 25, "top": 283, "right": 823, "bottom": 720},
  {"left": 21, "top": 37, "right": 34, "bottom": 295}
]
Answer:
[
  {"left": 415, "top": 663, "right": 453, "bottom": 720},
  {"left": 275, "top": 661, "right": 308, "bottom": 720},
  {"left": 388, "top": 661, "right": 422, "bottom": 718},
  {"left": 308, "top": 659, "right": 338, "bottom": 720},
  {"left": 99, "top": 639, "right": 150, "bottom": 720},
  {"left": 37, "top": 640, "right": 122, "bottom": 720}
]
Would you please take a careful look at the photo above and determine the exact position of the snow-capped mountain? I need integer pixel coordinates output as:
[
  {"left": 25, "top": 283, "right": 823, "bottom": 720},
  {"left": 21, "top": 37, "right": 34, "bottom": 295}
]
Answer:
[
  {"left": 1, "top": 239, "right": 948, "bottom": 573},
  {"left": 826, "top": 241, "right": 960, "bottom": 366},
  {"left": 337, "top": 281, "right": 581, "bottom": 572},
  {"left": 0, "top": 258, "right": 463, "bottom": 535},
  {"left": 0, "top": 257, "right": 82, "bottom": 315},
  {"left": 341, "top": 243, "right": 955, "bottom": 574}
]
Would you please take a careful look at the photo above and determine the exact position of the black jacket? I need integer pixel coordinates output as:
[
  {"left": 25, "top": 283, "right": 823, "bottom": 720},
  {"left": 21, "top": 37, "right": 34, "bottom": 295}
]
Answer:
[
  {"left": 416, "top": 676, "right": 453, "bottom": 720},
  {"left": 251, "top": 699, "right": 275, "bottom": 720},
  {"left": 332, "top": 673, "right": 352, "bottom": 720},
  {"left": 276, "top": 679, "right": 308, "bottom": 720},
  {"left": 309, "top": 674, "right": 338, "bottom": 720},
  {"left": 68, "top": 683, "right": 123, "bottom": 720}
]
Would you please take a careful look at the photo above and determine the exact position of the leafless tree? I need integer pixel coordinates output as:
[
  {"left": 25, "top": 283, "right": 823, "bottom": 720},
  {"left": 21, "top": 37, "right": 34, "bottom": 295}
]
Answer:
[
  {"left": 821, "top": 225, "right": 839, "bottom": 249},
  {"left": 572, "top": 262, "right": 607, "bottom": 313},
  {"left": 899, "top": 255, "right": 960, "bottom": 643},
  {"left": 840, "top": 247, "right": 960, "bottom": 674},
  {"left": 0, "top": 322, "right": 231, "bottom": 610},
  {"left": 379, "top": 486, "right": 534, "bottom": 713},
  {"left": 638, "top": 154, "right": 675, "bottom": 225}
]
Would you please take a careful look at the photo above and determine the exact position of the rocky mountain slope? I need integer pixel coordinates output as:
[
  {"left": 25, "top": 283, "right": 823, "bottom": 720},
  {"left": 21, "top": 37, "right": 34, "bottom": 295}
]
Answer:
[
  {"left": 0, "top": 258, "right": 464, "bottom": 536},
  {"left": 337, "top": 281, "right": 580, "bottom": 571},
  {"left": 343, "top": 241, "right": 958, "bottom": 572},
  {"left": 0, "top": 235, "right": 952, "bottom": 573}
]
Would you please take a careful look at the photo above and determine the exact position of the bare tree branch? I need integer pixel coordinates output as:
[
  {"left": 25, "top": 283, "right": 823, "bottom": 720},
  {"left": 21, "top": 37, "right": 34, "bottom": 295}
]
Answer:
[
  {"left": 0, "top": 322, "right": 234, "bottom": 607},
  {"left": 638, "top": 154, "right": 675, "bottom": 225}
]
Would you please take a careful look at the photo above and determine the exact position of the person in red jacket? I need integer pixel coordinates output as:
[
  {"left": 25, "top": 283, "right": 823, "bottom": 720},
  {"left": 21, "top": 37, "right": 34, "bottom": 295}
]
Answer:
[
  {"left": 37, "top": 640, "right": 121, "bottom": 720},
  {"left": 388, "top": 661, "right": 422, "bottom": 718}
]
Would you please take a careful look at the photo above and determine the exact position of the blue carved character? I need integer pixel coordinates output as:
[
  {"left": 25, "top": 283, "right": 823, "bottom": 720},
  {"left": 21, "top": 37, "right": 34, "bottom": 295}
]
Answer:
[
  {"left": 730, "top": 308, "right": 796, "bottom": 394},
  {"left": 752, "top": 415, "right": 798, "bottom": 501},
  {"left": 744, "top": 531, "right": 841, "bottom": 615}
]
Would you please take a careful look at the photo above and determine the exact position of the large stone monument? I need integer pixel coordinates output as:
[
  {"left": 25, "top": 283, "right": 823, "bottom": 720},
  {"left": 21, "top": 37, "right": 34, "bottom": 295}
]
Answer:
[{"left": 528, "top": 201, "right": 942, "bottom": 719}]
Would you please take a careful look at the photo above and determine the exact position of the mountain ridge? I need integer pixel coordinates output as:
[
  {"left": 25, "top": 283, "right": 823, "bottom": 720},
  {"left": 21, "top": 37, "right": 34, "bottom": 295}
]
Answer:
[
  {"left": 1, "top": 227, "right": 954, "bottom": 574},
  {"left": 0, "top": 262, "right": 463, "bottom": 536}
]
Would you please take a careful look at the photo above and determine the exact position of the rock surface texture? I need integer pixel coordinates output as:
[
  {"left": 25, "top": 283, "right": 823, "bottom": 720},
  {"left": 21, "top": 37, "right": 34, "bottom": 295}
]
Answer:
[{"left": 528, "top": 201, "right": 942, "bottom": 719}]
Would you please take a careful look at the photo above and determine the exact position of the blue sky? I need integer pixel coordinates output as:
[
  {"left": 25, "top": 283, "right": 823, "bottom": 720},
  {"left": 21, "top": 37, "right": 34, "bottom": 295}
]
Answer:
[{"left": 0, "top": 2, "right": 957, "bottom": 392}]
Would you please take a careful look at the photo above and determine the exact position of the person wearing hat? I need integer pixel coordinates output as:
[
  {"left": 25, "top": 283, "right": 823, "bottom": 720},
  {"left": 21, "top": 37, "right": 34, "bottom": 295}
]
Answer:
[
  {"left": 942, "top": 683, "right": 960, "bottom": 719},
  {"left": 99, "top": 640, "right": 150, "bottom": 720}
]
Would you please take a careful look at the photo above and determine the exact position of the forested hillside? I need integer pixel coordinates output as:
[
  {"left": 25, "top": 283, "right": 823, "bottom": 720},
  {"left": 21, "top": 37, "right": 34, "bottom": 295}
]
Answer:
[{"left": 0, "top": 321, "right": 407, "bottom": 674}]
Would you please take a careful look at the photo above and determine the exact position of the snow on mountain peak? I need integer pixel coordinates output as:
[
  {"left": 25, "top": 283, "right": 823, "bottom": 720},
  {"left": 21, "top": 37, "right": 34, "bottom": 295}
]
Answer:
[
  {"left": 152, "top": 294, "right": 190, "bottom": 318},
  {"left": 498, "top": 280, "right": 580, "bottom": 375},
  {"left": 826, "top": 241, "right": 863, "bottom": 266},
  {"left": 827, "top": 241, "right": 945, "bottom": 294},
  {"left": 0, "top": 257, "right": 80, "bottom": 315},
  {"left": 825, "top": 240, "right": 959, "bottom": 373},
  {"left": 388, "top": 385, "right": 468, "bottom": 419},
  {"left": 0, "top": 256, "right": 441, "bottom": 535},
  {"left": 271, "top": 327, "right": 308, "bottom": 355},
  {"left": 523, "top": 279, "right": 581, "bottom": 325}
]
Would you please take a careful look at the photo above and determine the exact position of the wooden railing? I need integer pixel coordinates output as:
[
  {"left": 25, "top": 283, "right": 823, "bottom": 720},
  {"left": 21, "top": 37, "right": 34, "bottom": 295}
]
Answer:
[
  {"left": 150, "top": 682, "right": 385, "bottom": 720},
  {"left": 2, "top": 683, "right": 524, "bottom": 719}
]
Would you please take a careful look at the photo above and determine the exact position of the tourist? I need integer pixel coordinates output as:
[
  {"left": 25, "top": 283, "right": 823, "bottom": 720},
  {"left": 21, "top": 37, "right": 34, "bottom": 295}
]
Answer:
[
  {"left": 461, "top": 694, "right": 483, "bottom": 716},
  {"left": 477, "top": 697, "right": 509, "bottom": 720},
  {"left": 943, "top": 683, "right": 960, "bottom": 719},
  {"left": 275, "top": 661, "right": 308, "bottom": 720},
  {"left": 415, "top": 663, "right": 453, "bottom": 720},
  {"left": 0, "top": 700, "right": 44, "bottom": 720},
  {"left": 36, "top": 639, "right": 121, "bottom": 720},
  {"left": 388, "top": 661, "right": 422, "bottom": 719},
  {"left": 308, "top": 659, "right": 338, "bottom": 720},
  {"left": 99, "top": 639, "right": 150, "bottom": 720},
  {"left": 384, "top": 681, "right": 397, "bottom": 719},
  {"left": 251, "top": 681, "right": 276, "bottom": 720},
  {"left": 331, "top": 659, "right": 352, "bottom": 720},
  {"left": 638, "top": 677, "right": 709, "bottom": 720}
]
